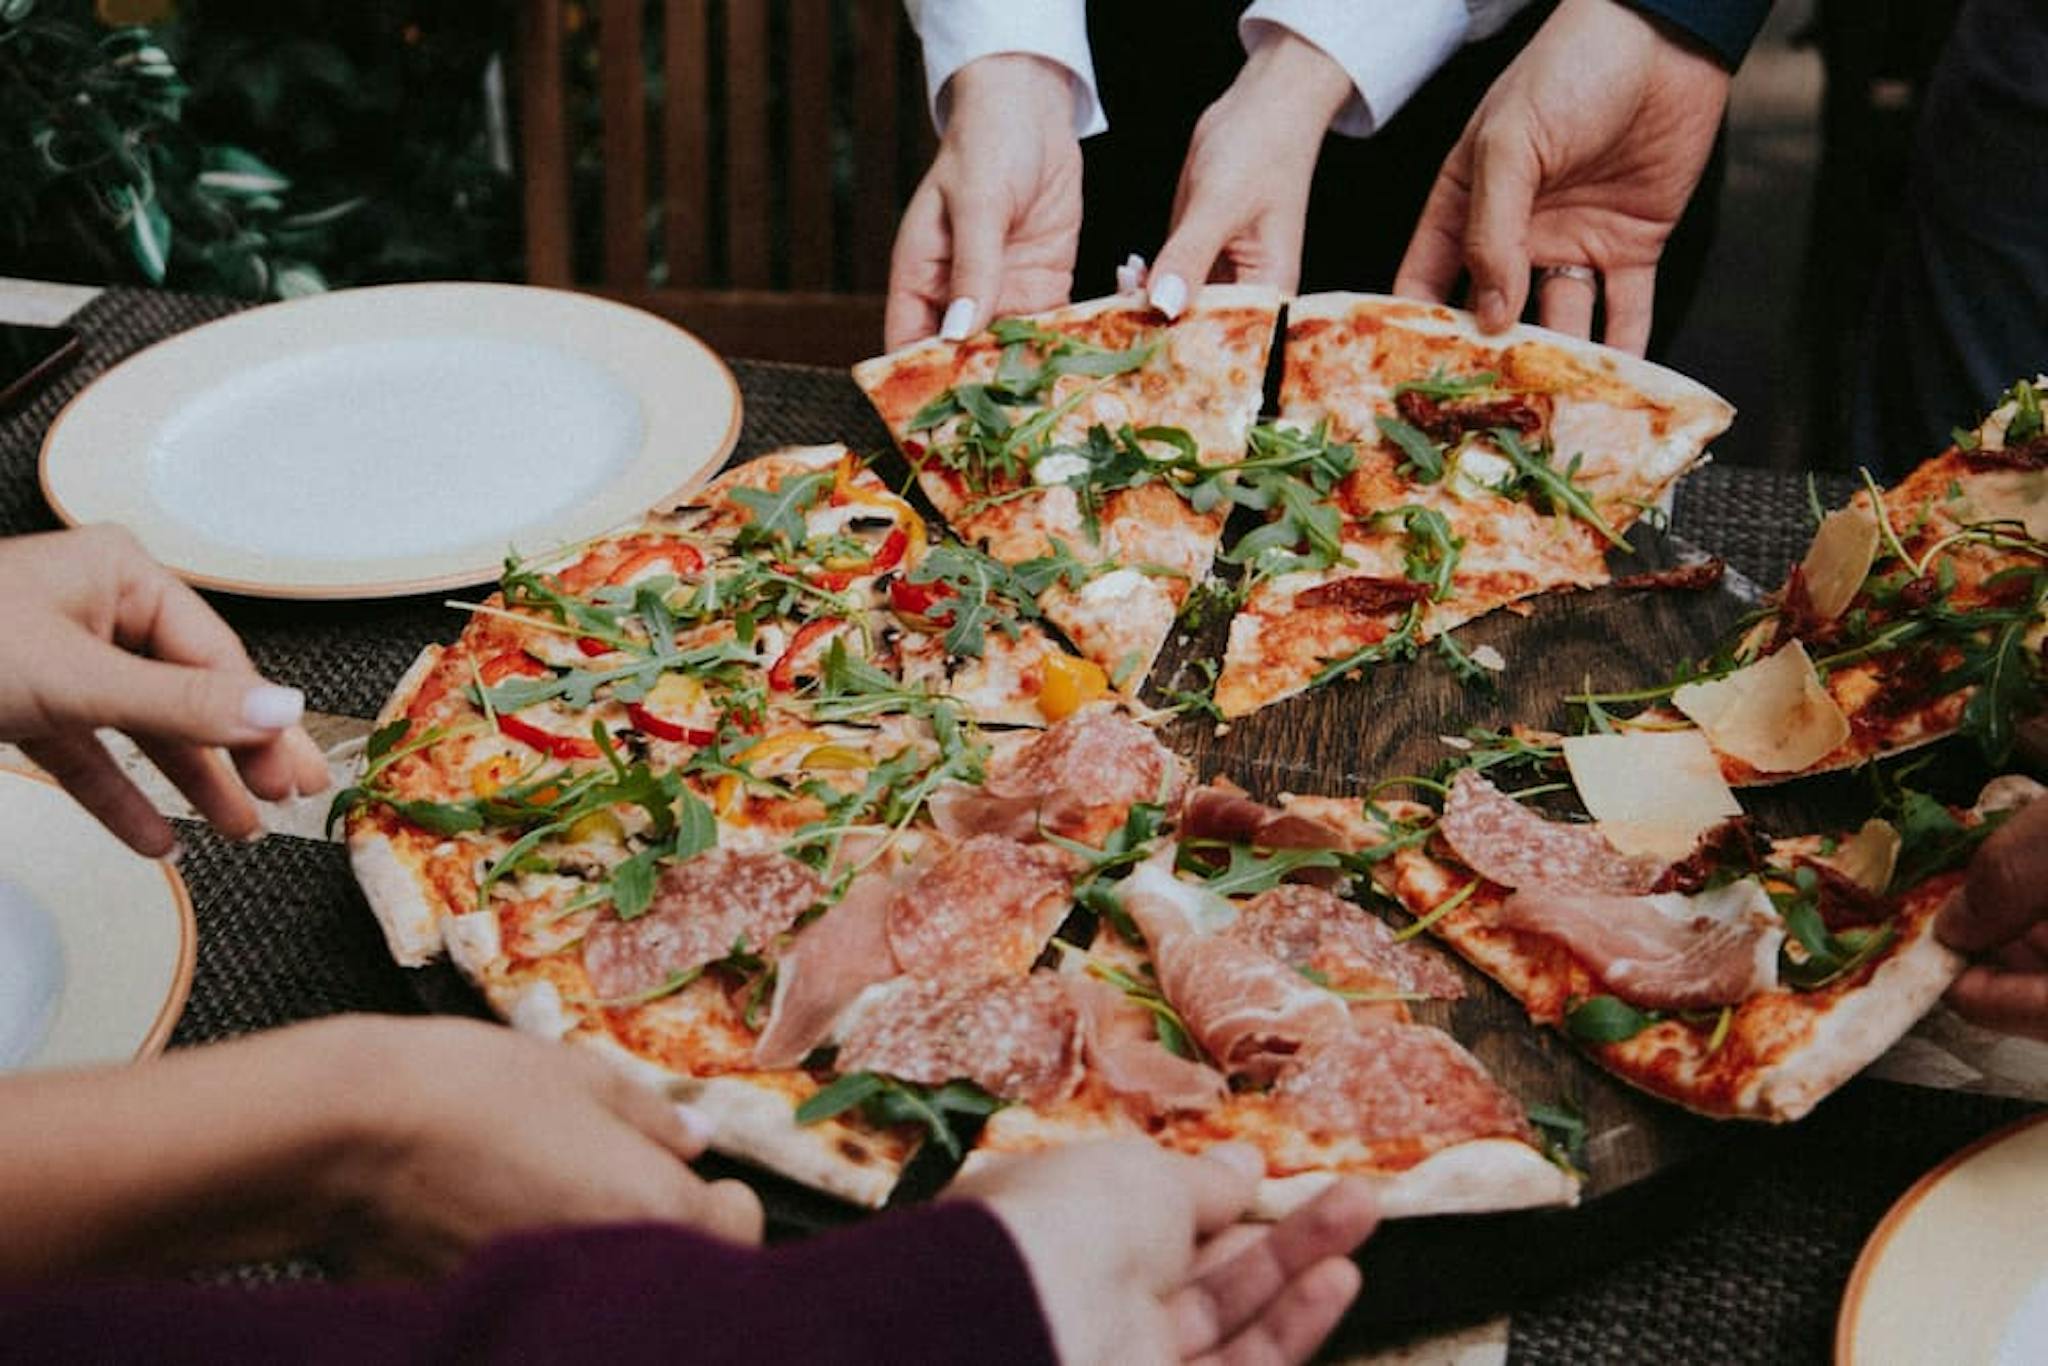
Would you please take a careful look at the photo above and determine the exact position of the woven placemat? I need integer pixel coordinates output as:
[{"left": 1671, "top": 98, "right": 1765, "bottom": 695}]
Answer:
[{"left": 1507, "top": 1082, "right": 2034, "bottom": 1364}]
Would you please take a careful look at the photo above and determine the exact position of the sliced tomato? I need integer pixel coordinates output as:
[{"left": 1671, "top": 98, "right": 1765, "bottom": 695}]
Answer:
[
  {"left": 625, "top": 702, "right": 715, "bottom": 746},
  {"left": 496, "top": 713, "right": 600, "bottom": 761},
  {"left": 768, "top": 617, "right": 845, "bottom": 692}
]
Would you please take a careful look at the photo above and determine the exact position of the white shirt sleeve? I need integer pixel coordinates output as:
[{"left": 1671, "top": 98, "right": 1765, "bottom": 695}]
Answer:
[
  {"left": 1241, "top": 0, "right": 1537, "bottom": 138},
  {"left": 905, "top": 0, "right": 1108, "bottom": 139}
]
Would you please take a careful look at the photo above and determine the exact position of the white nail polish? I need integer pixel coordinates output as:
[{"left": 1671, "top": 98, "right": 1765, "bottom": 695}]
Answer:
[
  {"left": 242, "top": 684, "right": 304, "bottom": 730},
  {"left": 1115, "top": 263, "right": 1138, "bottom": 293},
  {"left": 674, "top": 1103, "right": 718, "bottom": 1146},
  {"left": 1149, "top": 273, "right": 1188, "bottom": 320},
  {"left": 938, "top": 297, "right": 977, "bottom": 342},
  {"left": 163, "top": 840, "right": 186, "bottom": 867}
]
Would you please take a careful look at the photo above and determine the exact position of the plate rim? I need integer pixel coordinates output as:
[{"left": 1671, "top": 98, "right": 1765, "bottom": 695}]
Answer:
[
  {"left": 0, "top": 763, "right": 196, "bottom": 1064},
  {"left": 35, "top": 282, "right": 744, "bottom": 601},
  {"left": 1833, "top": 1108, "right": 2048, "bottom": 1363}
]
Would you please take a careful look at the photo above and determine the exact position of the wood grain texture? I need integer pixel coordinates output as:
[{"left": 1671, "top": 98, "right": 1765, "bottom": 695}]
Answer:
[
  {"left": 517, "top": 0, "right": 573, "bottom": 287},
  {"left": 598, "top": 0, "right": 649, "bottom": 287},
  {"left": 660, "top": 0, "right": 711, "bottom": 288},
  {"left": 848, "top": 0, "right": 900, "bottom": 293},
  {"left": 785, "top": 0, "right": 836, "bottom": 290},
  {"left": 722, "top": 0, "right": 773, "bottom": 289}
]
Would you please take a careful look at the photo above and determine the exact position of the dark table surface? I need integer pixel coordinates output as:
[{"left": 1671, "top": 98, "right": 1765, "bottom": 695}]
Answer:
[{"left": 0, "top": 287, "right": 2036, "bottom": 1364}]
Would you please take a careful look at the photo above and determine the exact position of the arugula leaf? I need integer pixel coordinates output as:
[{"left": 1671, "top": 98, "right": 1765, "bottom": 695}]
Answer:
[
  {"left": 731, "top": 470, "right": 834, "bottom": 551},
  {"left": 794, "top": 1072, "right": 1003, "bottom": 1158},
  {"left": 1884, "top": 787, "right": 2012, "bottom": 892},
  {"left": 609, "top": 849, "right": 660, "bottom": 920},
  {"left": 1392, "top": 366, "right": 1500, "bottom": 401},
  {"left": 673, "top": 788, "right": 718, "bottom": 859},
  {"left": 1564, "top": 995, "right": 1662, "bottom": 1043},
  {"left": 906, "top": 542, "right": 1043, "bottom": 658},
  {"left": 1492, "top": 428, "right": 1631, "bottom": 551},
  {"left": 1526, "top": 1098, "right": 1588, "bottom": 1174},
  {"left": 1374, "top": 414, "right": 1445, "bottom": 482},
  {"left": 1180, "top": 843, "right": 1342, "bottom": 898}
]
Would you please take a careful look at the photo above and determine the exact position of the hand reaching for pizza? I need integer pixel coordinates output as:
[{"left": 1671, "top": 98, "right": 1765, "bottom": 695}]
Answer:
[
  {"left": 1392, "top": 0, "right": 1730, "bottom": 354},
  {"left": 884, "top": 55, "right": 1083, "bottom": 351},
  {"left": 1145, "top": 29, "right": 1353, "bottom": 314},
  {"left": 1938, "top": 796, "right": 2048, "bottom": 1042},
  {"left": 0, "top": 1015, "right": 762, "bottom": 1279},
  {"left": 0, "top": 525, "right": 330, "bottom": 856},
  {"left": 952, "top": 1140, "right": 1377, "bottom": 1364}
]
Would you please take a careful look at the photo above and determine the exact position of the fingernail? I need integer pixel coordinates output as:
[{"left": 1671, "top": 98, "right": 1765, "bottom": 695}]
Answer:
[
  {"left": 1204, "top": 1141, "right": 1264, "bottom": 1179},
  {"left": 938, "top": 297, "right": 977, "bottom": 342},
  {"left": 1149, "top": 273, "right": 1188, "bottom": 320},
  {"left": 674, "top": 1103, "right": 717, "bottom": 1147},
  {"left": 239, "top": 823, "right": 269, "bottom": 845},
  {"left": 1476, "top": 288, "right": 1510, "bottom": 332},
  {"left": 242, "top": 684, "right": 304, "bottom": 730},
  {"left": 1116, "top": 253, "right": 1147, "bottom": 293}
]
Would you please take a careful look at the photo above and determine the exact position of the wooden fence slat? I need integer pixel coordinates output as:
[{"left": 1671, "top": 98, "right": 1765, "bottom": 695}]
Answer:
[
  {"left": 598, "top": 0, "right": 649, "bottom": 287},
  {"left": 786, "top": 0, "right": 835, "bottom": 290},
  {"left": 849, "top": 0, "right": 899, "bottom": 294},
  {"left": 519, "top": 0, "right": 574, "bottom": 286},
  {"left": 723, "top": 0, "right": 773, "bottom": 288},
  {"left": 661, "top": 0, "right": 711, "bottom": 288}
]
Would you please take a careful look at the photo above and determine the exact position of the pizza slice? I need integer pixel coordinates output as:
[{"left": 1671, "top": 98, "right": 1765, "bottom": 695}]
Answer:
[
  {"left": 1212, "top": 293, "right": 1734, "bottom": 718},
  {"left": 1282, "top": 742, "right": 2040, "bottom": 1121},
  {"left": 958, "top": 794, "right": 1578, "bottom": 1220},
  {"left": 1581, "top": 376, "right": 2046, "bottom": 784},
  {"left": 853, "top": 286, "right": 1280, "bottom": 694}
]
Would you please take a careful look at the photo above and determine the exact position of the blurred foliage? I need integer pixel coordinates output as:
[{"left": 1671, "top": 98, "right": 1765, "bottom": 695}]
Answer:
[{"left": 0, "top": 0, "right": 521, "bottom": 297}]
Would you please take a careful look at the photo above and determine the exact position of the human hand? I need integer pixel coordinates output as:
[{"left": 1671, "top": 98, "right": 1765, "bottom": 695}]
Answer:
[
  {"left": 1392, "top": 0, "right": 1731, "bottom": 353},
  {"left": 951, "top": 1140, "right": 1377, "bottom": 1364},
  {"left": 320, "top": 1016, "right": 763, "bottom": 1275},
  {"left": 0, "top": 525, "right": 328, "bottom": 856},
  {"left": 1937, "top": 796, "right": 2048, "bottom": 1041},
  {"left": 1145, "top": 30, "right": 1354, "bottom": 316},
  {"left": 884, "top": 54, "right": 1083, "bottom": 350}
]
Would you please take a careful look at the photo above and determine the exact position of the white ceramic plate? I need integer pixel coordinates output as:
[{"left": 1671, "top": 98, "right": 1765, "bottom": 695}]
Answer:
[
  {"left": 40, "top": 283, "right": 741, "bottom": 598},
  {"left": 1837, "top": 1112, "right": 2048, "bottom": 1364},
  {"left": 0, "top": 766, "right": 193, "bottom": 1072}
]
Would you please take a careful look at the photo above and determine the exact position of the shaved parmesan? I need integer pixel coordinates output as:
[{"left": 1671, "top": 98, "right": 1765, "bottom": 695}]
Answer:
[
  {"left": 1952, "top": 469, "right": 2048, "bottom": 541},
  {"left": 1826, "top": 819, "right": 1901, "bottom": 893},
  {"left": 1797, "top": 503, "right": 1880, "bottom": 624},
  {"left": 1563, "top": 730, "right": 1742, "bottom": 861},
  {"left": 1671, "top": 640, "right": 1851, "bottom": 774}
]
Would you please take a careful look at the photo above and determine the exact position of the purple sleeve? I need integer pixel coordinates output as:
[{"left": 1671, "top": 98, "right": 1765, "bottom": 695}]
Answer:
[{"left": 0, "top": 1203, "right": 1058, "bottom": 1365}]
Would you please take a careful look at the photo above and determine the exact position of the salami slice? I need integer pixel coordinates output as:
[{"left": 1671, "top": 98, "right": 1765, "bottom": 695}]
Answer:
[
  {"left": 1180, "top": 781, "right": 1347, "bottom": 852},
  {"left": 1440, "top": 768, "right": 1664, "bottom": 894},
  {"left": 1272, "top": 1025, "right": 1533, "bottom": 1145},
  {"left": 981, "top": 708, "right": 1185, "bottom": 840},
  {"left": 1229, "top": 884, "right": 1465, "bottom": 1000},
  {"left": 583, "top": 849, "right": 823, "bottom": 1000},
  {"left": 886, "top": 835, "right": 1080, "bottom": 978},
  {"left": 836, "top": 975, "right": 1084, "bottom": 1105}
]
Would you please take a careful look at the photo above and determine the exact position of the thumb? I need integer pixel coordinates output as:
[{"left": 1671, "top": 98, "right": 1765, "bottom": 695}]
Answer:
[
  {"left": 1149, "top": 194, "right": 1240, "bottom": 319},
  {"left": 1179, "top": 1142, "right": 1263, "bottom": 1236},
  {"left": 51, "top": 643, "right": 303, "bottom": 749},
  {"left": 1462, "top": 128, "right": 1540, "bottom": 332},
  {"left": 1939, "top": 799, "right": 2048, "bottom": 954},
  {"left": 938, "top": 188, "right": 1007, "bottom": 340}
]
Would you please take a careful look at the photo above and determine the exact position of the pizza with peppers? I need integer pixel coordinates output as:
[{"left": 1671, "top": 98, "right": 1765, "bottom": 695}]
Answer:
[
  {"left": 853, "top": 285, "right": 1280, "bottom": 696},
  {"left": 1576, "top": 375, "right": 2047, "bottom": 783},
  {"left": 1210, "top": 293, "right": 1734, "bottom": 718}
]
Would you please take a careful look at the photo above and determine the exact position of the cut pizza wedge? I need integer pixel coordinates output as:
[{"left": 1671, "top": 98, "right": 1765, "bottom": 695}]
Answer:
[
  {"left": 1213, "top": 293, "right": 1734, "bottom": 717},
  {"left": 853, "top": 286, "right": 1280, "bottom": 694},
  {"left": 1283, "top": 769, "right": 2042, "bottom": 1121},
  {"left": 1585, "top": 378, "right": 2046, "bottom": 784}
]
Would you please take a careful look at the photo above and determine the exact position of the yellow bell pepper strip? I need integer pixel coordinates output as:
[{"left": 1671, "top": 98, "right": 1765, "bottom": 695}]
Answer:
[
  {"left": 1038, "top": 652, "right": 1109, "bottom": 722},
  {"left": 714, "top": 728, "right": 831, "bottom": 814}
]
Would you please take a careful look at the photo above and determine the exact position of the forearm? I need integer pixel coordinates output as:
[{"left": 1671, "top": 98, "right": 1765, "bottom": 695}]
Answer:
[{"left": 0, "top": 1019, "right": 373, "bottom": 1279}]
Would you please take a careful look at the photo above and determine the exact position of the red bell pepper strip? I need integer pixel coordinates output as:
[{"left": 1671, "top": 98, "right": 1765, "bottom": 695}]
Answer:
[
  {"left": 480, "top": 651, "right": 550, "bottom": 685},
  {"left": 606, "top": 543, "right": 704, "bottom": 585},
  {"left": 889, "top": 578, "right": 957, "bottom": 627},
  {"left": 496, "top": 712, "right": 601, "bottom": 761},
  {"left": 577, "top": 636, "right": 612, "bottom": 656},
  {"left": 626, "top": 703, "right": 715, "bottom": 746},
  {"left": 768, "top": 617, "right": 844, "bottom": 692}
]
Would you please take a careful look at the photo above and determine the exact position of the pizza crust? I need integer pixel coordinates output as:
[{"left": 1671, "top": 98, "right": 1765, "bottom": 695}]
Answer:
[
  {"left": 1253, "top": 1137, "right": 1579, "bottom": 1220},
  {"left": 1745, "top": 924, "right": 1965, "bottom": 1121},
  {"left": 348, "top": 829, "right": 446, "bottom": 967}
]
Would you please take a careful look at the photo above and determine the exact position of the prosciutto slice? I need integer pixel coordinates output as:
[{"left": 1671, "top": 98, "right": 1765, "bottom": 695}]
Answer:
[
  {"left": 836, "top": 975, "right": 1085, "bottom": 1106},
  {"left": 1123, "top": 858, "right": 1348, "bottom": 1083},
  {"left": 1179, "top": 781, "right": 1347, "bottom": 851},
  {"left": 751, "top": 865, "right": 898, "bottom": 1068},
  {"left": 1498, "top": 879, "right": 1785, "bottom": 1010},
  {"left": 584, "top": 849, "right": 823, "bottom": 1000},
  {"left": 1068, "top": 976, "right": 1226, "bottom": 1115},
  {"left": 886, "top": 834, "right": 1079, "bottom": 978},
  {"left": 930, "top": 709, "right": 1184, "bottom": 843},
  {"left": 1229, "top": 884, "right": 1465, "bottom": 1001},
  {"left": 1440, "top": 769, "right": 1665, "bottom": 894},
  {"left": 1273, "top": 1025, "right": 1533, "bottom": 1145}
]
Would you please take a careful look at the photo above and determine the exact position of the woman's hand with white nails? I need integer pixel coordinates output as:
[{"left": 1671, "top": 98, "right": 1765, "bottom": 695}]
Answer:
[
  {"left": 884, "top": 54, "right": 1082, "bottom": 350},
  {"left": 1391, "top": 0, "right": 1729, "bottom": 353},
  {"left": 0, "top": 525, "right": 329, "bottom": 855},
  {"left": 1146, "top": 29, "right": 1353, "bottom": 317},
  {"left": 949, "top": 1139, "right": 1377, "bottom": 1366}
]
